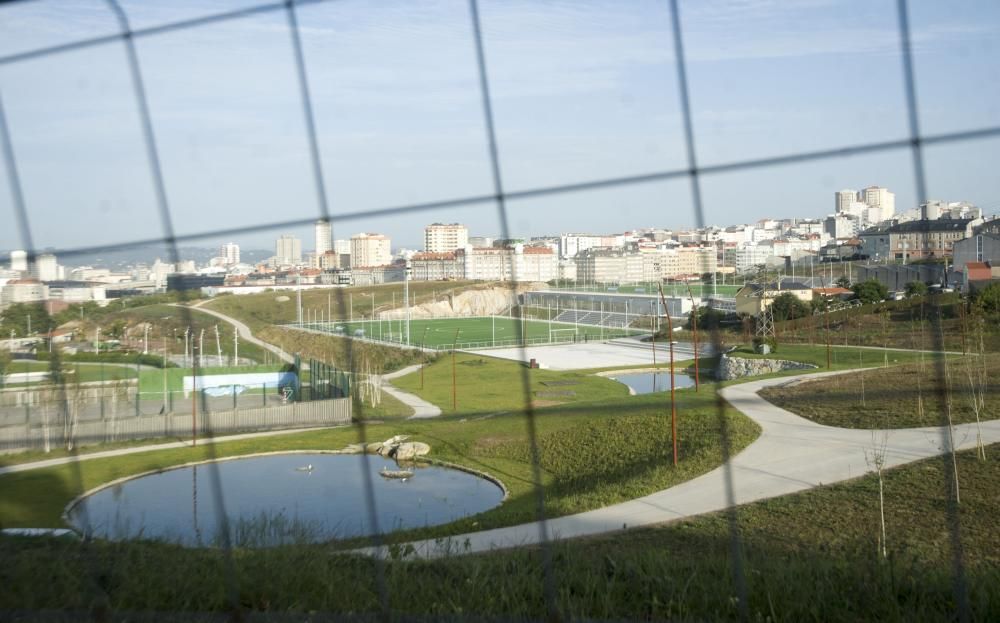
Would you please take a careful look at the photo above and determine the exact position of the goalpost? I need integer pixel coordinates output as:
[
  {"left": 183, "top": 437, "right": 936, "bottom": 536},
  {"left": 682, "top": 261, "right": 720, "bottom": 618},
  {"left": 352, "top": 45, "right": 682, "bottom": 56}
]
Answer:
[{"left": 550, "top": 327, "right": 578, "bottom": 344}]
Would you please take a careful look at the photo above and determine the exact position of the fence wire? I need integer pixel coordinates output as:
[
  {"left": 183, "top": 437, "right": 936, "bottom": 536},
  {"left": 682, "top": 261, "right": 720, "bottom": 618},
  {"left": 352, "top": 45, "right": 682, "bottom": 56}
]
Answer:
[{"left": 0, "top": 0, "right": 995, "bottom": 621}]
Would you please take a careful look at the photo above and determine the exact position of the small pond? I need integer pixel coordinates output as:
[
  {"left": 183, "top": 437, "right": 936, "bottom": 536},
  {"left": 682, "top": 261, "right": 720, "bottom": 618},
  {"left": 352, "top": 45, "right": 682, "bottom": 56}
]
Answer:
[
  {"left": 66, "top": 453, "right": 503, "bottom": 547},
  {"left": 611, "top": 371, "right": 698, "bottom": 395}
]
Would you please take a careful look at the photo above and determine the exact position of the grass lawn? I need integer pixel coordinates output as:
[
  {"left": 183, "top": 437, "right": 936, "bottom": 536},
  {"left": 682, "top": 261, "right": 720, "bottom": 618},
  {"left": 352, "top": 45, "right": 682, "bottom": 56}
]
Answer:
[
  {"left": 257, "top": 326, "right": 432, "bottom": 374},
  {"left": 760, "top": 353, "right": 1000, "bottom": 428},
  {"left": 1, "top": 444, "right": 994, "bottom": 620},
  {"left": 136, "top": 364, "right": 291, "bottom": 393},
  {"left": 317, "top": 316, "right": 637, "bottom": 349},
  {"left": 727, "top": 342, "right": 933, "bottom": 370},
  {"left": 2, "top": 361, "right": 137, "bottom": 386},
  {"left": 391, "top": 352, "right": 632, "bottom": 415},
  {"left": 0, "top": 384, "right": 759, "bottom": 543}
]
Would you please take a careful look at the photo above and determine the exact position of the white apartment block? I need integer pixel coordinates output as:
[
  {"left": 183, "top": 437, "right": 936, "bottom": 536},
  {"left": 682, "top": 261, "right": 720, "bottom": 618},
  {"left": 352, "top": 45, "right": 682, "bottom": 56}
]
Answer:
[
  {"left": 835, "top": 190, "right": 857, "bottom": 214},
  {"left": 558, "top": 234, "right": 624, "bottom": 259},
  {"left": 220, "top": 242, "right": 240, "bottom": 266},
  {"left": 9, "top": 250, "right": 27, "bottom": 273},
  {"left": 0, "top": 279, "right": 48, "bottom": 308},
  {"left": 734, "top": 244, "right": 775, "bottom": 274},
  {"left": 424, "top": 223, "right": 469, "bottom": 253},
  {"left": 275, "top": 235, "right": 302, "bottom": 266},
  {"left": 411, "top": 252, "right": 464, "bottom": 281},
  {"left": 350, "top": 233, "right": 392, "bottom": 268},
  {"left": 861, "top": 186, "right": 895, "bottom": 222},
  {"left": 314, "top": 220, "right": 332, "bottom": 254},
  {"left": 576, "top": 249, "right": 644, "bottom": 283},
  {"left": 30, "top": 253, "right": 60, "bottom": 282},
  {"left": 640, "top": 247, "right": 717, "bottom": 281}
]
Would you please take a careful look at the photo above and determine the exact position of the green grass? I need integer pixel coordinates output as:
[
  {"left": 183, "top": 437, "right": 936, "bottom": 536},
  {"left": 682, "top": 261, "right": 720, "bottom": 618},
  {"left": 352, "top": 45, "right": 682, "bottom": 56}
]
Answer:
[
  {"left": 2, "top": 361, "right": 137, "bottom": 386},
  {"left": 318, "top": 316, "right": 639, "bottom": 349},
  {"left": 0, "top": 385, "right": 759, "bottom": 544},
  {"left": 257, "top": 326, "right": 432, "bottom": 374},
  {"left": 760, "top": 353, "right": 1000, "bottom": 428},
  {"left": 1, "top": 444, "right": 994, "bottom": 620},
  {"left": 392, "top": 352, "right": 631, "bottom": 414}
]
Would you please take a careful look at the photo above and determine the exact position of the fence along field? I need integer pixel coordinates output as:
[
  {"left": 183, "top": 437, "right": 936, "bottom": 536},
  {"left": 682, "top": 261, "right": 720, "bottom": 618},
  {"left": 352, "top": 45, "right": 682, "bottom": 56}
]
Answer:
[{"left": 292, "top": 315, "right": 643, "bottom": 350}]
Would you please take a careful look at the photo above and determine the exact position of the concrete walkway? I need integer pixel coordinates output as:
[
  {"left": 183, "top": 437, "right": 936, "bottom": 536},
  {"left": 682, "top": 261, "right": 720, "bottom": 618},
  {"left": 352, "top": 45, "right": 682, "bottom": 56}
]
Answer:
[
  {"left": 359, "top": 369, "right": 1000, "bottom": 559},
  {"left": 172, "top": 303, "right": 294, "bottom": 364},
  {"left": 380, "top": 365, "right": 441, "bottom": 419}
]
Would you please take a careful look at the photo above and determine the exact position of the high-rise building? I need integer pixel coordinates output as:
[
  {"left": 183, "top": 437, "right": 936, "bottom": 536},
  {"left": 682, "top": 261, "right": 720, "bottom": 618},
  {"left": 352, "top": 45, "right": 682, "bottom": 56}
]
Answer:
[
  {"left": 220, "top": 242, "right": 240, "bottom": 265},
  {"left": 30, "top": 253, "right": 59, "bottom": 282},
  {"left": 333, "top": 239, "right": 351, "bottom": 255},
  {"left": 314, "top": 219, "right": 332, "bottom": 254},
  {"left": 861, "top": 186, "right": 895, "bottom": 222},
  {"left": 9, "top": 250, "right": 27, "bottom": 273},
  {"left": 275, "top": 235, "right": 302, "bottom": 266},
  {"left": 424, "top": 223, "right": 469, "bottom": 253},
  {"left": 350, "top": 233, "right": 392, "bottom": 268},
  {"left": 835, "top": 190, "right": 857, "bottom": 214}
]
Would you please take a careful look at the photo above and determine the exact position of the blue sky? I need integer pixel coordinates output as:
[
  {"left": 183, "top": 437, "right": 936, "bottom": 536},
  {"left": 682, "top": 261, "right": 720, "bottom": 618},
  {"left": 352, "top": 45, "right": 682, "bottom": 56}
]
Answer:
[{"left": 1, "top": 0, "right": 998, "bottom": 259}]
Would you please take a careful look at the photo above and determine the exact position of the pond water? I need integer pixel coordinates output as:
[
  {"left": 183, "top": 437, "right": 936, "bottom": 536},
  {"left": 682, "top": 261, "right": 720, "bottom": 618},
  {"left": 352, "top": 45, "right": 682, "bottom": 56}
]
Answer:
[
  {"left": 66, "top": 453, "right": 503, "bottom": 547},
  {"left": 611, "top": 371, "right": 698, "bottom": 395}
]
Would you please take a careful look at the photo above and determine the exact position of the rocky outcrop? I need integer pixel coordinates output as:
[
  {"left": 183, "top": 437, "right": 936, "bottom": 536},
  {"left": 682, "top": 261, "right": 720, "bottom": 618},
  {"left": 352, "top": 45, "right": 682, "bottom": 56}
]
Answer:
[
  {"left": 342, "top": 435, "right": 431, "bottom": 460},
  {"left": 716, "top": 354, "right": 817, "bottom": 381},
  {"left": 379, "top": 284, "right": 545, "bottom": 320}
]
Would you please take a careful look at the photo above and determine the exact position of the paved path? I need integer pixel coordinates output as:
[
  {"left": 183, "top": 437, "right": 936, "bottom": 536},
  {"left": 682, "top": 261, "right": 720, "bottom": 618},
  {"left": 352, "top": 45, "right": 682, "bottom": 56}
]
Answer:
[
  {"left": 0, "top": 426, "right": 341, "bottom": 476},
  {"left": 359, "top": 369, "right": 1000, "bottom": 559},
  {"left": 380, "top": 365, "right": 441, "bottom": 419},
  {"left": 173, "top": 303, "right": 294, "bottom": 364}
]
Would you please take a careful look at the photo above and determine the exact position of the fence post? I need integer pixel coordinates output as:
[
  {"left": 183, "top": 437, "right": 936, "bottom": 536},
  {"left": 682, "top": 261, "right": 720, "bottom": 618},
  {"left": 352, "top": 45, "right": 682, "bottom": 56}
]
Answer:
[{"left": 233, "top": 384, "right": 237, "bottom": 411}]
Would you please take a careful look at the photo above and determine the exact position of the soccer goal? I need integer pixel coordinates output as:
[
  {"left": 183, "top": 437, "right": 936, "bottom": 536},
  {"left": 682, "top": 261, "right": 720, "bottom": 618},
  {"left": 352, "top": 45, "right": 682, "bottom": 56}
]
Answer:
[{"left": 550, "top": 327, "right": 579, "bottom": 344}]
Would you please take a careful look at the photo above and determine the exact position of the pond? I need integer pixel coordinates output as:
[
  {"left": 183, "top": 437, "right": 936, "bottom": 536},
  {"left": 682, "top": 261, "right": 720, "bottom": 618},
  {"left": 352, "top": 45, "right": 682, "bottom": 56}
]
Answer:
[
  {"left": 66, "top": 453, "right": 504, "bottom": 547},
  {"left": 611, "top": 371, "right": 698, "bottom": 395}
]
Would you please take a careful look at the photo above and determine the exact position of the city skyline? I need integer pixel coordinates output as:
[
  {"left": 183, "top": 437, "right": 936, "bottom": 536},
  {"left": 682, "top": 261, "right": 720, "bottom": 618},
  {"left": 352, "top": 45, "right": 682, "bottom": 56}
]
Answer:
[{"left": 1, "top": 0, "right": 998, "bottom": 254}]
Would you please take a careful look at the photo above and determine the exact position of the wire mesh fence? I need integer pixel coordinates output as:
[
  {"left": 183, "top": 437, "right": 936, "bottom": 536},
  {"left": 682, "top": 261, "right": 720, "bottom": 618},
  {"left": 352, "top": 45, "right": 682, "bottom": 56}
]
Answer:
[{"left": 1, "top": 0, "right": 998, "bottom": 621}]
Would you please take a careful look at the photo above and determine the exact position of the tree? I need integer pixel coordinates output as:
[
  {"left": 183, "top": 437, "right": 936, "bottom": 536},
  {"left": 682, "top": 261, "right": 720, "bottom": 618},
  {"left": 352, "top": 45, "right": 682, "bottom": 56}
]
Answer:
[
  {"left": 0, "top": 302, "right": 55, "bottom": 337},
  {"left": 904, "top": 281, "right": 928, "bottom": 298},
  {"left": 685, "top": 306, "right": 729, "bottom": 331},
  {"left": 851, "top": 279, "right": 888, "bottom": 305},
  {"left": 836, "top": 276, "right": 852, "bottom": 289},
  {"left": 770, "top": 292, "right": 810, "bottom": 321},
  {"left": 972, "top": 282, "right": 1000, "bottom": 315}
]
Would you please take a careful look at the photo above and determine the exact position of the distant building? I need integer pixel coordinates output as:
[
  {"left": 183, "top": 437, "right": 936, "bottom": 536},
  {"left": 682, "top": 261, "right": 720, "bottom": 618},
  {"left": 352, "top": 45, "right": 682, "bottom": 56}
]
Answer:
[
  {"left": 30, "top": 253, "right": 60, "bottom": 282},
  {"left": 886, "top": 219, "right": 972, "bottom": 261},
  {"left": 734, "top": 281, "right": 812, "bottom": 316},
  {"left": 861, "top": 186, "right": 895, "bottom": 222},
  {"left": 314, "top": 220, "right": 332, "bottom": 255},
  {"left": 424, "top": 223, "right": 468, "bottom": 254},
  {"left": 45, "top": 281, "right": 107, "bottom": 303},
  {"left": 411, "top": 251, "right": 463, "bottom": 281},
  {"left": 350, "top": 233, "right": 392, "bottom": 268},
  {"left": 576, "top": 248, "right": 643, "bottom": 283},
  {"left": 274, "top": 235, "right": 302, "bottom": 266},
  {"left": 220, "top": 242, "right": 240, "bottom": 266},
  {"left": 953, "top": 231, "right": 1000, "bottom": 268},
  {"left": 9, "top": 250, "right": 27, "bottom": 273},
  {"left": 333, "top": 239, "right": 351, "bottom": 255},
  {"left": 0, "top": 279, "right": 48, "bottom": 308}
]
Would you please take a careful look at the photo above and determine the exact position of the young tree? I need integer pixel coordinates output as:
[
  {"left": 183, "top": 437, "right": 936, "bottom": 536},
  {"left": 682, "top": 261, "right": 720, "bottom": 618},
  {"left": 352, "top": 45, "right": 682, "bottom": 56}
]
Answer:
[
  {"left": 972, "top": 282, "right": 1000, "bottom": 315},
  {"left": 770, "top": 292, "right": 810, "bottom": 321},
  {"left": 835, "top": 275, "right": 852, "bottom": 289},
  {"left": 851, "top": 279, "right": 889, "bottom": 305},
  {"left": 904, "top": 281, "right": 928, "bottom": 298}
]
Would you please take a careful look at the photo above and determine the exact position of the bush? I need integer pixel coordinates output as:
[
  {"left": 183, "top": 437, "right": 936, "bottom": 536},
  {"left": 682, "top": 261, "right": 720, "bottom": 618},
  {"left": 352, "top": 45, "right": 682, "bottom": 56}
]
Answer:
[
  {"left": 851, "top": 279, "right": 888, "bottom": 304},
  {"left": 770, "top": 292, "right": 810, "bottom": 321},
  {"left": 904, "top": 281, "right": 928, "bottom": 298},
  {"left": 973, "top": 282, "right": 1000, "bottom": 315}
]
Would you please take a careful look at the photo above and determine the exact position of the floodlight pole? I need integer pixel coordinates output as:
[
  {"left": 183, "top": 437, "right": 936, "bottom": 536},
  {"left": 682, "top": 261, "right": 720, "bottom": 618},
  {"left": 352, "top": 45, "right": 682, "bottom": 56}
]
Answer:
[
  {"left": 404, "top": 260, "right": 411, "bottom": 345},
  {"left": 451, "top": 328, "right": 461, "bottom": 412},
  {"left": 685, "top": 283, "right": 700, "bottom": 392},
  {"left": 191, "top": 341, "right": 198, "bottom": 447},
  {"left": 421, "top": 326, "right": 430, "bottom": 390},
  {"left": 657, "top": 284, "right": 678, "bottom": 467},
  {"left": 296, "top": 273, "right": 303, "bottom": 327}
]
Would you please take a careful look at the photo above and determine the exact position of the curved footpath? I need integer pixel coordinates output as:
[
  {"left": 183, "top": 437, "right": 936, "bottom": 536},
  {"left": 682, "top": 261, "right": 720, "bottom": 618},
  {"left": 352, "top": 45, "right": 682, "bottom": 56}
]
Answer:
[
  {"left": 173, "top": 302, "right": 294, "bottom": 364},
  {"left": 380, "top": 365, "right": 442, "bottom": 419},
  {"left": 359, "top": 369, "right": 1000, "bottom": 559},
  {"left": 176, "top": 304, "right": 437, "bottom": 419}
]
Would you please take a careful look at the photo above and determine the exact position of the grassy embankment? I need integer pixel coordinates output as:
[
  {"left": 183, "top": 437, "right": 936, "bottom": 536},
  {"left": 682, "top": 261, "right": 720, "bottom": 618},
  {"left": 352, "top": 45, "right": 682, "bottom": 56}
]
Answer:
[
  {"left": 1, "top": 443, "right": 995, "bottom": 620},
  {"left": 2, "top": 360, "right": 137, "bottom": 386},
  {"left": 761, "top": 352, "right": 1000, "bottom": 428},
  {"left": 203, "top": 281, "right": 489, "bottom": 332}
]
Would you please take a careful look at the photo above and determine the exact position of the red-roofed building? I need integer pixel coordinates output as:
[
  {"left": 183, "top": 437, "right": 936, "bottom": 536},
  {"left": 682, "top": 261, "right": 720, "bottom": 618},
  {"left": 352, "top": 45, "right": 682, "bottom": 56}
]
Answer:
[{"left": 963, "top": 261, "right": 995, "bottom": 293}]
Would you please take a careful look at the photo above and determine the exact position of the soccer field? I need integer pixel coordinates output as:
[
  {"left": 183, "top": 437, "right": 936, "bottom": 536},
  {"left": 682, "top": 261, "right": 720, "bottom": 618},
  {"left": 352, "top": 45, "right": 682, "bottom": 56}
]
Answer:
[{"left": 303, "top": 316, "right": 641, "bottom": 350}]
